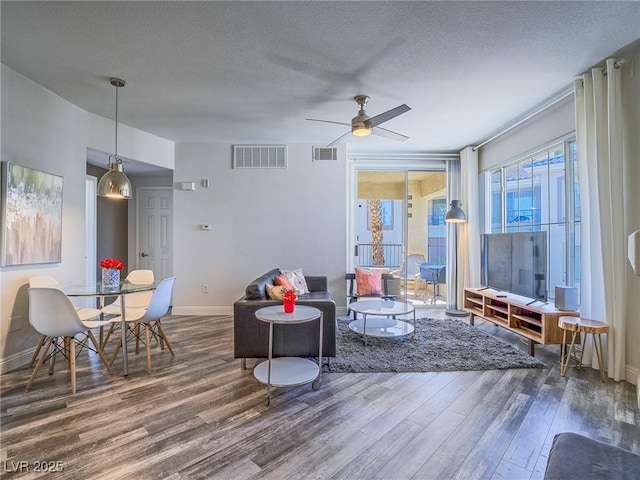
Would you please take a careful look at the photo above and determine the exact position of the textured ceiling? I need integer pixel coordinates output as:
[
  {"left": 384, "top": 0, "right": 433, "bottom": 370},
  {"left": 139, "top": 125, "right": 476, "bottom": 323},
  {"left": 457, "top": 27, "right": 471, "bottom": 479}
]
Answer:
[{"left": 2, "top": 1, "right": 639, "bottom": 161}]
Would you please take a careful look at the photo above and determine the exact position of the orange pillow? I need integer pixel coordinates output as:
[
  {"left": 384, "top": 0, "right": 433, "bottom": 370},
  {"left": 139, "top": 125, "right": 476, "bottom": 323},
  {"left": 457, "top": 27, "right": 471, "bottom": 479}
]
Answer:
[
  {"left": 274, "top": 274, "right": 294, "bottom": 291},
  {"left": 355, "top": 267, "right": 383, "bottom": 296}
]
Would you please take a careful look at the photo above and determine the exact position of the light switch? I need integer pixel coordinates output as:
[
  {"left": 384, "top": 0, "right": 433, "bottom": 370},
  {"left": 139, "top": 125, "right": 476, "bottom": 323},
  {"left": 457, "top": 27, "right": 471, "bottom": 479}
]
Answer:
[{"left": 201, "top": 224, "right": 212, "bottom": 231}]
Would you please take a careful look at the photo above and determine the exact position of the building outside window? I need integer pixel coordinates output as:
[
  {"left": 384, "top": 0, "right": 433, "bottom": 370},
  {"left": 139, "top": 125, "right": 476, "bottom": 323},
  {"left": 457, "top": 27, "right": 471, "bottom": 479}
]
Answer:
[
  {"left": 488, "top": 138, "right": 580, "bottom": 300},
  {"left": 427, "top": 198, "right": 447, "bottom": 264}
]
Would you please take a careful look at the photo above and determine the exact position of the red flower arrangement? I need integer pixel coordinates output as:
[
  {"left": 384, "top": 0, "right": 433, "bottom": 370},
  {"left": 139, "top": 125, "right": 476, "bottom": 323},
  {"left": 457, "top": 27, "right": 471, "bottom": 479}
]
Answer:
[
  {"left": 100, "top": 258, "right": 125, "bottom": 270},
  {"left": 283, "top": 289, "right": 297, "bottom": 313},
  {"left": 283, "top": 290, "right": 297, "bottom": 302}
]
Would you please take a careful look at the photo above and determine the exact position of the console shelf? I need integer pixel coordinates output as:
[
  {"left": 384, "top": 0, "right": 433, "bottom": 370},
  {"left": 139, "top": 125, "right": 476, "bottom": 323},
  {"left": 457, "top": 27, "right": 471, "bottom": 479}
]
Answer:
[{"left": 463, "top": 287, "right": 579, "bottom": 356}]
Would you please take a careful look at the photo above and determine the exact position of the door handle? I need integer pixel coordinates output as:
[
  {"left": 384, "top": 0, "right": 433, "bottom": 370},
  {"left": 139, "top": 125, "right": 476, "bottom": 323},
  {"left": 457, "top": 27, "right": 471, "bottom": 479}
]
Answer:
[{"left": 140, "top": 252, "right": 149, "bottom": 257}]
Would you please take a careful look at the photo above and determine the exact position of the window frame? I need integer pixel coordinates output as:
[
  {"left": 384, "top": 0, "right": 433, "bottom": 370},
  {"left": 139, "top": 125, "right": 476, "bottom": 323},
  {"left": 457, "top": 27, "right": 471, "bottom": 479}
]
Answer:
[{"left": 487, "top": 135, "right": 580, "bottom": 299}]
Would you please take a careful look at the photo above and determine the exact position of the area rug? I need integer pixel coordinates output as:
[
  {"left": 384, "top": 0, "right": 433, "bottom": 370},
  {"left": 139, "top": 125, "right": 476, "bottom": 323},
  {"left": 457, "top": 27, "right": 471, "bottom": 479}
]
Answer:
[{"left": 325, "top": 317, "right": 548, "bottom": 373}]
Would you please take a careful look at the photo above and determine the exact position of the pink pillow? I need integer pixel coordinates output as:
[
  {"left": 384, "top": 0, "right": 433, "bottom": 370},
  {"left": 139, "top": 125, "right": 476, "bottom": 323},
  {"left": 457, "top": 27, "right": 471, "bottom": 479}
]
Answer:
[
  {"left": 274, "top": 274, "right": 294, "bottom": 291},
  {"left": 355, "top": 268, "right": 383, "bottom": 296}
]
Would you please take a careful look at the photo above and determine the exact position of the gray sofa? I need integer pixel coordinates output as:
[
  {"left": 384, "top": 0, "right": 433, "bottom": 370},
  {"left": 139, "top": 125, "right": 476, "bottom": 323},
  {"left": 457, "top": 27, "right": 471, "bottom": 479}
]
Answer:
[
  {"left": 233, "top": 269, "right": 337, "bottom": 368},
  {"left": 544, "top": 432, "right": 640, "bottom": 479}
]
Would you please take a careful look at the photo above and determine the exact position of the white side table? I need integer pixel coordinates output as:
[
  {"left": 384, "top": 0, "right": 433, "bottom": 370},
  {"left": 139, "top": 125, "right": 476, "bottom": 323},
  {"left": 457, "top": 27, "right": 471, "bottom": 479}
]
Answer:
[{"left": 254, "top": 305, "right": 323, "bottom": 406}]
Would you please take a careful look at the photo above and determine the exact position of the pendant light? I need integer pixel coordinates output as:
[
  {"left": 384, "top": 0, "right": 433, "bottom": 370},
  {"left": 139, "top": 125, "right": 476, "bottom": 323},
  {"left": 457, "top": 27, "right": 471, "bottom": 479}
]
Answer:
[{"left": 97, "top": 77, "right": 132, "bottom": 199}]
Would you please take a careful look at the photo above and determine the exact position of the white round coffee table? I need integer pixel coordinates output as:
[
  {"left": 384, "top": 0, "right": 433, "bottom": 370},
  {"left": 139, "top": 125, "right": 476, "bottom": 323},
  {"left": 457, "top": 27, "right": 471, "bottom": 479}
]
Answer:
[
  {"left": 254, "top": 305, "right": 323, "bottom": 406},
  {"left": 347, "top": 299, "right": 415, "bottom": 346}
]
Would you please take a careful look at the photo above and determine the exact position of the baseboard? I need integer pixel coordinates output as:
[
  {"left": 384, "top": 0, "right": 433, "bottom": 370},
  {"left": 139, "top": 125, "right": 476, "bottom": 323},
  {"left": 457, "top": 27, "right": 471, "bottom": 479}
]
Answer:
[
  {"left": 0, "top": 347, "right": 36, "bottom": 374},
  {"left": 171, "top": 306, "right": 233, "bottom": 316}
]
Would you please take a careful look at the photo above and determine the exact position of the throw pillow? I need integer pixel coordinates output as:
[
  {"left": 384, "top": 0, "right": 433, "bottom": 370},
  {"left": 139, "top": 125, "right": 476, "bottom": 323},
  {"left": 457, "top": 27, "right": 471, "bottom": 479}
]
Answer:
[
  {"left": 265, "top": 283, "right": 287, "bottom": 301},
  {"left": 274, "top": 274, "right": 294, "bottom": 291},
  {"left": 355, "top": 267, "right": 383, "bottom": 296},
  {"left": 281, "top": 268, "right": 309, "bottom": 295}
]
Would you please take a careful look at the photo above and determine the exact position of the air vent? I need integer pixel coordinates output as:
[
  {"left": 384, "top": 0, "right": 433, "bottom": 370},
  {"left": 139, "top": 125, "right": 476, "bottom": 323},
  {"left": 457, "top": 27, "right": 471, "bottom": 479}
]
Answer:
[
  {"left": 312, "top": 147, "right": 338, "bottom": 161},
  {"left": 233, "top": 145, "right": 287, "bottom": 169}
]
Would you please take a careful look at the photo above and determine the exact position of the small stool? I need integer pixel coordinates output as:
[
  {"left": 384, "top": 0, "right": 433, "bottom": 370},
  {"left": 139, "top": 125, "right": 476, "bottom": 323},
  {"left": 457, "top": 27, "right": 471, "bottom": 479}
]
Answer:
[{"left": 558, "top": 316, "right": 609, "bottom": 382}]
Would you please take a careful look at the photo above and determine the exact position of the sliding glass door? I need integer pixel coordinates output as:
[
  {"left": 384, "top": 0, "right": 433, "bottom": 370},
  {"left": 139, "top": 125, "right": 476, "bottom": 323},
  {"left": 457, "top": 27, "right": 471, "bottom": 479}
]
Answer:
[{"left": 353, "top": 168, "right": 447, "bottom": 308}]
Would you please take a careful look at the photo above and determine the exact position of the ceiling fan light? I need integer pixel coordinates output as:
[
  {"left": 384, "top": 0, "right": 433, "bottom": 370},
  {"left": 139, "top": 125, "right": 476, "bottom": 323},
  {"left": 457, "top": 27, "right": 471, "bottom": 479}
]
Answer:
[
  {"left": 352, "top": 123, "right": 372, "bottom": 137},
  {"left": 97, "top": 159, "right": 132, "bottom": 199}
]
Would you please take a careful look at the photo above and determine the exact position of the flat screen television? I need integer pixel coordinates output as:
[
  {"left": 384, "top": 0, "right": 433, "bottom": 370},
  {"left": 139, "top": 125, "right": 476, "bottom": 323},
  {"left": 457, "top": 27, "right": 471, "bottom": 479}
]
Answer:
[{"left": 481, "top": 231, "right": 547, "bottom": 302}]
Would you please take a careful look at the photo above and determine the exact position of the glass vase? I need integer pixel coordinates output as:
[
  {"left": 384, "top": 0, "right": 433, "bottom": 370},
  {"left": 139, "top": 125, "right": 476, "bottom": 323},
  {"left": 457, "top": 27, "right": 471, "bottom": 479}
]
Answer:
[
  {"left": 283, "top": 300, "right": 295, "bottom": 313},
  {"left": 102, "top": 268, "right": 121, "bottom": 289}
]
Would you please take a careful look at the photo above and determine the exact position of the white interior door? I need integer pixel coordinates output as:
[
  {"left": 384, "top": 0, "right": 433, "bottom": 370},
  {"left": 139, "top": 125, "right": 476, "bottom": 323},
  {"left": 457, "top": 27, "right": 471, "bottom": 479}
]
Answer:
[{"left": 136, "top": 187, "right": 173, "bottom": 281}]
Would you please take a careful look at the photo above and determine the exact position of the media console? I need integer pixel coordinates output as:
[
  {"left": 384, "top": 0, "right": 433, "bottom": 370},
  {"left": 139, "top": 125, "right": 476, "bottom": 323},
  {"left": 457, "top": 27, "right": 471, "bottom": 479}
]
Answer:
[{"left": 463, "top": 287, "right": 579, "bottom": 356}]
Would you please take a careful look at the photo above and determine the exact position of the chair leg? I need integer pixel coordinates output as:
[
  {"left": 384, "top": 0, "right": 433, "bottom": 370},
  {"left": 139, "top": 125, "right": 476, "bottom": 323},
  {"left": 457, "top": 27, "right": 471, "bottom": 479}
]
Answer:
[
  {"left": 158, "top": 320, "right": 165, "bottom": 350},
  {"left": 69, "top": 336, "right": 77, "bottom": 394},
  {"left": 109, "top": 339, "right": 122, "bottom": 370},
  {"left": 49, "top": 338, "right": 59, "bottom": 375},
  {"left": 135, "top": 323, "right": 141, "bottom": 355},
  {"left": 145, "top": 324, "right": 152, "bottom": 372},
  {"left": 26, "top": 337, "right": 53, "bottom": 392},
  {"left": 87, "top": 330, "right": 111, "bottom": 372},
  {"left": 155, "top": 321, "right": 174, "bottom": 356},
  {"left": 100, "top": 324, "right": 116, "bottom": 350},
  {"left": 65, "top": 338, "right": 72, "bottom": 371},
  {"left": 28, "top": 334, "right": 47, "bottom": 368}
]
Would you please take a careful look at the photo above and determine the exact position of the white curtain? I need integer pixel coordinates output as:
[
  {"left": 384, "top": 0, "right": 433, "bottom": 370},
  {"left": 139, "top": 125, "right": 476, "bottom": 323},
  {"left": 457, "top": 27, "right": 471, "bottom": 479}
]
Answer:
[
  {"left": 574, "top": 58, "right": 627, "bottom": 381},
  {"left": 446, "top": 160, "right": 461, "bottom": 311},
  {"left": 460, "top": 147, "right": 481, "bottom": 291},
  {"left": 446, "top": 152, "right": 479, "bottom": 312}
]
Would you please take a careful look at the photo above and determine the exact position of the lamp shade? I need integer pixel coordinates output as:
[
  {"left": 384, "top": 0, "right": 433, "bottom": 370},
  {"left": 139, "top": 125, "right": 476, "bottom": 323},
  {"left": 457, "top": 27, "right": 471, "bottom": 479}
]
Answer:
[
  {"left": 352, "top": 123, "right": 372, "bottom": 137},
  {"left": 97, "top": 160, "right": 131, "bottom": 199},
  {"left": 445, "top": 200, "right": 466, "bottom": 223}
]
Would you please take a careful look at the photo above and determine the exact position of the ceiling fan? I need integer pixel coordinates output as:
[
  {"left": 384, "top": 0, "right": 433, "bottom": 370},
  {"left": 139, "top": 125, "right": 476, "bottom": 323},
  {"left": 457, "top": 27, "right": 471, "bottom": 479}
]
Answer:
[{"left": 307, "top": 95, "right": 411, "bottom": 147}]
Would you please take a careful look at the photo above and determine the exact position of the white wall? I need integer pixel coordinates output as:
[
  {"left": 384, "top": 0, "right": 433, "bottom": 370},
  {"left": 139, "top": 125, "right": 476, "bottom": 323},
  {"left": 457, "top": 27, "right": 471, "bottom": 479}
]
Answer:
[
  {"left": 172, "top": 143, "right": 347, "bottom": 315},
  {"left": 0, "top": 66, "right": 174, "bottom": 372}
]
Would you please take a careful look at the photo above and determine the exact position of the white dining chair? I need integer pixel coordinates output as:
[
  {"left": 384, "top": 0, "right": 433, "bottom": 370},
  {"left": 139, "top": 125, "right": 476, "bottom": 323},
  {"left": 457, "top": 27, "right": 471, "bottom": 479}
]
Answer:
[
  {"left": 26, "top": 287, "right": 112, "bottom": 394},
  {"left": 100, "top": 269, "right": 154, "bottom": 349},
  {"left": 108, "top": 276, "right": 176, "bottom": 372},
  {"left": 28, "top": 275, "right": 102, "bottom": 368},
  {"left": 101, "top": 269, "right": 155, "bottom": 315}
]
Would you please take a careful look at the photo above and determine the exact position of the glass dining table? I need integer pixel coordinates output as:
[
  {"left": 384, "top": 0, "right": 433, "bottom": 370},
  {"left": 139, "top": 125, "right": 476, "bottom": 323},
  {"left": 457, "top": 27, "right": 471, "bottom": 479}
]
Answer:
[{"left": 61, "top": 281, "right": 157, "bottom": 376}]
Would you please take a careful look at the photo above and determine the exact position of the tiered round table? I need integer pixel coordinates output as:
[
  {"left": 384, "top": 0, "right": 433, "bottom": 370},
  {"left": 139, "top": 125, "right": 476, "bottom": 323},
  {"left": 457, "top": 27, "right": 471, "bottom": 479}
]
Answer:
[
  {"left": 254, "top": 305, "right": 323, "bottom": 406},
  {"left": 347, "top": 299, "right": 415, "bottom": 346}
]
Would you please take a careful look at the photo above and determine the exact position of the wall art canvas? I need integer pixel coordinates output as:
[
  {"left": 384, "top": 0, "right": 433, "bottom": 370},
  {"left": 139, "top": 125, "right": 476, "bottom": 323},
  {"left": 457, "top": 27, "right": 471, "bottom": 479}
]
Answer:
[{"left": 1, "top": 162, "right": 63, "bottom": 266}]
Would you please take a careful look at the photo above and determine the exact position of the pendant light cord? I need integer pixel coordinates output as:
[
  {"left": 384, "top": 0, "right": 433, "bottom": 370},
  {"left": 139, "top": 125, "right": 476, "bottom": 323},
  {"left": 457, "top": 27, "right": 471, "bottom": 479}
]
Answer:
[{"left": 114, "top": 82, "right": 118, "bottom": 158}]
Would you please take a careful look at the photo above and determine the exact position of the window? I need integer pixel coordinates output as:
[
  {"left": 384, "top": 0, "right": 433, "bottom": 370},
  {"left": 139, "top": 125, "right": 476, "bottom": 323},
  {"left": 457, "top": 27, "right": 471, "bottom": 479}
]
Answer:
[
  {"left": 427, "top": 198, "right": 446, "bottom": 264},
  {"left": 488, "top": 139, "right": 580, "bottom": 300}
]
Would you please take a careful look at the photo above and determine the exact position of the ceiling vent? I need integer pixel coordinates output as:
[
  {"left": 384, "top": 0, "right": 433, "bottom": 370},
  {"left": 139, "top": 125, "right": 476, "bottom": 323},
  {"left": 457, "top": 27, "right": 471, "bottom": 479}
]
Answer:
[
  {"left": 312, "top": 146, "right": 338, "bottom": 161},
  {"left": 233, "top": 145, "right": 287, "bottom": 169}
]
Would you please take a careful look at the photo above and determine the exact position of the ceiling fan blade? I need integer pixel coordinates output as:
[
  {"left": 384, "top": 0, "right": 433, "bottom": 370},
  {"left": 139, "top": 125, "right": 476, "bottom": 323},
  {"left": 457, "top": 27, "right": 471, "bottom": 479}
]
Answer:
[
  {"left": 372, "top": 126, "right": 409, "bottom": 142},
  {"left": 327, "top": 131, "right": 351, "bottom": 147},
  {"left": 306, "top": 118, "right": 351, "bottom": 127},
  {"left": 367, "top": 104, "right": 411, "bottom": 128}
]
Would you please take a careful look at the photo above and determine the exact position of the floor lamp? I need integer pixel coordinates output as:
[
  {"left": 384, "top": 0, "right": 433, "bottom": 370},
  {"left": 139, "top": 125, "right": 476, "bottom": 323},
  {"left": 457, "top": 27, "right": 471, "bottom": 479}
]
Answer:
[{"left": 445, "top": 200, "right": 469, "bottom": 317}]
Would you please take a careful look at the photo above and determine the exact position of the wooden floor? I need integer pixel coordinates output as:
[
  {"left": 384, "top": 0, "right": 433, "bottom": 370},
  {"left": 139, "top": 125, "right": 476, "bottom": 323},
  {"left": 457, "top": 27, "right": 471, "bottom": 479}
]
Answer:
[{"left": 1, "top": 310, "right": 638, "bottom": 480}]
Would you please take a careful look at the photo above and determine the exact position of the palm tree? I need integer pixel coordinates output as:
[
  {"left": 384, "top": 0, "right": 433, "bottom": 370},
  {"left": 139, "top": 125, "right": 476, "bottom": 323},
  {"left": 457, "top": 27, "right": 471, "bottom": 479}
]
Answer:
[{"left": 368, "top": 199, "right": 385, "bottom": 266}]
